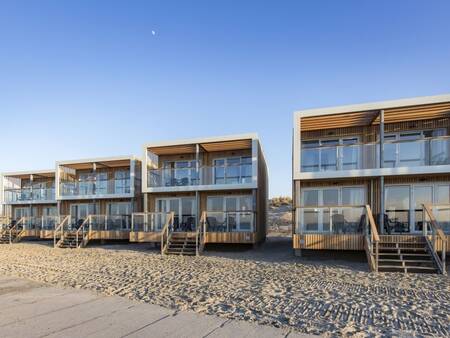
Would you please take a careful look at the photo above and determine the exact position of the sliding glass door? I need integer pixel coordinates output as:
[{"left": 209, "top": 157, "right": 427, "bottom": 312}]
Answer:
[
  {"left": 299, "top": 186, "right": 366, "bottom": 233},
  {"left": 206, "top": 195, "right": 254, "bottom": 231},
  {"left": 385, "top": 183, "right": 450, "bottom": 233},
  {"left": 156, "top": 197, "right": 196, "bottom": 231}
]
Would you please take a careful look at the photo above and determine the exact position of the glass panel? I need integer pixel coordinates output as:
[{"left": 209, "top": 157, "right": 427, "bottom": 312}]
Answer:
[
  {"left": 320, "top": 147, "right": 337, "bottom": 171},
  {"left": 239, "top": 196, "right": 253, "bottom": 211},
  {"left": 303, "top": 208, "right": 319, "bottom": 232},
  {"left": 413, "top": 186, "right": 432, "bottom": 232},
  {"left": 385, "top": 186, "right": 410, "bottom": 233},
  {"left": 430, "top": 138, "right": 450, "bottom": 165},
  {"left": 342, "top": 145, "right": 360, "bottom": 170},
  {"left": 342, "top": 187, "right": 365, "bottom": 205},
  {"left": 398, "top": 141, "right": 425, "bottom": 167},
  {"left": 436, "top": 185, "right": 450, "bottom": 232},
  {"left": 323, "top": 189, "right": 338, "bottom": 206},
  {"left": 180, "top": 198, "right": 196, "bottom": 231},
  {"left": 302, "top": 190, "right": 319, "bottom": 207},
  {"left": 301, "top": 149, "right": 319, "bottom": 172},
  {"left": 207, "top": 197, "right": 224, "bottom": 212}
]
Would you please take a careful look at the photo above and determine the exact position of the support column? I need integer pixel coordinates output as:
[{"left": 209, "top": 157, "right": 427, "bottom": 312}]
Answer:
[
  {"left": 379, "top": 110, "right": 385, "bottom": 233},
  {"left": 29, "top": 174, "right": 33, "bottom": 221},
  {"left": 144, "top": 193, "right": 148, "bottom": 213}
]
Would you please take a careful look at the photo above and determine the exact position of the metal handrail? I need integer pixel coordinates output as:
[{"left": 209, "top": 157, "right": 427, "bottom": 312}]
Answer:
[{"left": 422, "top": 204, "right": 446, "bottom": 274}]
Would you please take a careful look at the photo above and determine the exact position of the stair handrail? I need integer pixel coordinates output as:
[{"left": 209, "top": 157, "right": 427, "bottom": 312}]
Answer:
[
  {"left": 422, "top": 204, "right": 446, "bottom": 274},
  {"left": 9, "top": 217, "right": 25, "bottom": 244},
  {"left": 196, "top": 212, "right": 207, "bottom": 256},
  {"left": 364, "top": 205, "right": 379, "bottom": 272},
  {"left": 76, "top": 215, "right": 91, "bottom": 248},
  {"left": 54, "top": 215, "right": 70, "bottom": 248},
  {"left": 160, "top": 212, "right": 174, "bottom": 255}
]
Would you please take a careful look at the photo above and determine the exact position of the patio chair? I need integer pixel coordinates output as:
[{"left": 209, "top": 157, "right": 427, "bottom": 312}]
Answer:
[{"left": 331, "top": 214, "right": 347, "bottom": 233}]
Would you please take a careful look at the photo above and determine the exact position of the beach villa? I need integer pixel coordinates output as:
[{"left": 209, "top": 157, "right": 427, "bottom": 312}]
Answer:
[
  {"left": 53, "top": 156, "right": 142, "bottom": 248},
  {"left": 0, "top": 170, "right": 57, "bottom": 243},
  {"left": 130, "top": 134, "right": 268, "bottom": 255},
  {"left": 293, "top": 94, "right": 450, "bottom": 274}
]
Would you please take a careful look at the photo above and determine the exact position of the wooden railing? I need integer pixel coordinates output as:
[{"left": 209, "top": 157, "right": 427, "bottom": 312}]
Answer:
[
  {"left": 422, "top": 204, "right": 447, "bottom": 275},
  {"left": 160, "top": 212, "right": 174, "bottom": 255},
  {"left": 9, "top": 217, "right": 25, "bottom": 243},
  {"left": 364, "top": 205, "right": 379, "bottom": 272},
  {"left": 196, "top": 212, "right": 207, "bottom": 256},
  {"left": 54, "top": 215, "right": 70, "bottom": 248},
  {"left": 76, "top": 216, "right": 91, "bottom": 248}
]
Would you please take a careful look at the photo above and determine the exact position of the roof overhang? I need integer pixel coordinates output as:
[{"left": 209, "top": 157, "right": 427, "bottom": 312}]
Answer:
[
  {"left": 57, "top": 156, "right": 136, "bottom": 170},
  {"left": 1, "top": 170, "right": 55, "bottom": 180},
  {"left": 295, "top": 94, "right": 450, "bottom": 131},
  {"left": 145, "top": 133, "right": 258, "bottom": 155}
]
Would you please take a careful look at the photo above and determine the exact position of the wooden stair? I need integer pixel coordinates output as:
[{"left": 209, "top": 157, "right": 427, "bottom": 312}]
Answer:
[
  {"left": 377, "top": 238, "right": 438, "bottom": 273},
  {"left": 166, "top": 232, "right": 197, "bottom": 256},
  {"left": 0, "top": 231, "right": 13, "bottom": 244},
  {"left": 56, "top": 232, "right": 79, "bottom": 248}
]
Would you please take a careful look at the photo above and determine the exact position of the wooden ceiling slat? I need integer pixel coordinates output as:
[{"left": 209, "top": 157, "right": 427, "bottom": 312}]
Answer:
[{"left": 300, "top": 101, "right": 450, "bottom": 131}]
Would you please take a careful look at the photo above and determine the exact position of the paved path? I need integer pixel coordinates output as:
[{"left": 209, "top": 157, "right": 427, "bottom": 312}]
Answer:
[{"left": 0, "top": 276, "right": 315, "bottom": 338}]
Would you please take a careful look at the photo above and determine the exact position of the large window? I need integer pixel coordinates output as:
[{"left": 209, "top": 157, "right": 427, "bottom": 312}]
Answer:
[
  {"left": 384, "top": 129, "right": 447, "bottom": 168},
  {"left": 385, "top": 183, "right": 450, "bottom": 233},
  {"left": 301, "top": 137, "right": 360, "bottom": 172},
  {"left": 115, "top": 170, "right": 130, "bottom": 194},
  {"left": 299, "top": 186, "right": 366, "bottom": 233},
  {"left": 206, "top": 195, "right": 254, "bottom": 232},
  {"left": 213, "top": 156, "right": 252, "bottom": 184}
]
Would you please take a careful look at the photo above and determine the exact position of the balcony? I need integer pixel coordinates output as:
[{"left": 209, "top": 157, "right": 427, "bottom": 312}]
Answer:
[
  {"left": 300, "top": 136, "right": 450, "bottom": 173},
  {"left": 295, "top": 206, "right": 366, "bottom": 234},
  {"left": 147, "top": 163, "right": 253, "bottom": 188},
  {"left": 59, "top": 179, "right": 131, "bottom": 197},
  {"left": 204, "top": 211, "right": 255, "bottom": 232},
  {"left": 4, "top": 188, "right": 55, "bottom": 203}
]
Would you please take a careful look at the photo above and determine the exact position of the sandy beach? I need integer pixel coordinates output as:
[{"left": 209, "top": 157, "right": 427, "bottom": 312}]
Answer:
[{"left": 0, "top": 237, "right": 449, "bottom": 337}]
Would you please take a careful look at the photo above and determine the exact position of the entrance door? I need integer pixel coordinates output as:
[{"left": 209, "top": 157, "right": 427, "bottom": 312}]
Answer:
[
  {"left": 207, "top": 195, "right": 254, "bottom": 232},
  {"left": 412, "top": 185, "right": 433, "bottom": 232},
  {"left": 70, "top": 204, "right": 95, "bottom": 227},
  {"left": 156, "top": 197, "right": 196, "bottom": 231},
  {"left": 14, "top": 207, "right": 31, "bottom": 220},
  {"left": 107, "top": 202, "right": 132, "bottom": 230}
]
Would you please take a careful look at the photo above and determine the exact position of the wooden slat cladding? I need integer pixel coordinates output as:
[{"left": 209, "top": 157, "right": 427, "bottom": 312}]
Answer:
[
  {"left": 293, "top": 234, "right": 364, "bottom": 250},
  {"left": 205, "top": 232, "right": 255, "bottom": 244},
  {"left": 40, "top": 230, "right": 54, "bottom": 239},
  {"left": 301, "top": 111, "right": 379, "bottom": 131},
  {"left": 301, "top": 118, "right": 449, "bottom": 141},
  {"left": 129, "top": 232, "right": 161, "bottom": 242},
  {"left": 89, "top": 231, "right": 130, "bottom": 240},
  {"left": 62, "top": 159, "right": 131, "bottom": 170},
  {"left": 299, "top": 102, "right": 450, "bottom": 131},
  {"left": 149, "top": 139, "right": 252, "bottom": 156}
]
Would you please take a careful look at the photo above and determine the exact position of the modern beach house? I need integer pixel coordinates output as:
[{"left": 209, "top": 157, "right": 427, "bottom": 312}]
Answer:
[
  {"left": 0, "top": 170, "right": 58, "bottom": 243},
  {"left": 293, "top": 94, "right": 449, "bottom": 273},
  {"left": 131, "top": 134, "right": 268, "bottom": 255},
  {"left": 54, "top": 156, "right": 142, "bottom": 248}
]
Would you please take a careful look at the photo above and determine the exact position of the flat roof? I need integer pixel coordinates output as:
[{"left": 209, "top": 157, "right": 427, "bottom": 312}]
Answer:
[
  {"left": 1, "top": 169, "right": 56, "bottom": 179},
  {"left": 143, "top": 133, "right": 259, "bottom": 148},
  {"left": 57, "top": 155, "right": 138, "bottom": 165},
  {"left": 294, "top": 93, "right": 450, "bottom": 118}
]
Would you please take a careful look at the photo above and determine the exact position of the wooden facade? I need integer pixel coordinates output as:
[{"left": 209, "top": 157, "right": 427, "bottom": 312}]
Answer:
[
  {"left": 141, "top": 135, "right": 268, "bottom": 246},
  {"left": 293, "top": 96, "right": 450, "bottom": 253}
]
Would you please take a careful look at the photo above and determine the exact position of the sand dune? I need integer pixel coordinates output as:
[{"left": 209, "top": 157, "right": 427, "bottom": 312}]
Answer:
[{"left": 0, "top": 240, "right": 448, "bottom": 337}]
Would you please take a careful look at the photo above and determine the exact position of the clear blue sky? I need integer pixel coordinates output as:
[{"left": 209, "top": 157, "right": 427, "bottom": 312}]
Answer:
[{"left": 1, "top": 0, "right": 450, "bottom": 197}]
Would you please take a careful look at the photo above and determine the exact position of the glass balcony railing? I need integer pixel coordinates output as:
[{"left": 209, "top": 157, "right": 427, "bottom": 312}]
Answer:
[
  {"left": 131, "top": 212, "right": 172, "bottom": 232},
  {"left": 301, "top": 143, "right": 378, "bottom": 172},
  {"left": 147, "top": 165, "right": 253, "bottom": 188},
  {"left": 204, "top": 211, "right": 255, "bottom": 232},
  {"left": 4, "top": 188, "right": 55, "bottom": 203},
  {"left": 60, "top": 179, "right": 131, "bottom": 197},
  {"left": 295, "top": 206, "right": 366, "bottom": 234},
  {"left": 300, "top": 136, "right": 450, "bottom": 173}
]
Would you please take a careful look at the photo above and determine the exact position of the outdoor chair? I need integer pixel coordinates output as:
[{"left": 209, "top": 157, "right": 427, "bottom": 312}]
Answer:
[{"left": 331, "top": 213, "right": 347, "bottom": 233}]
